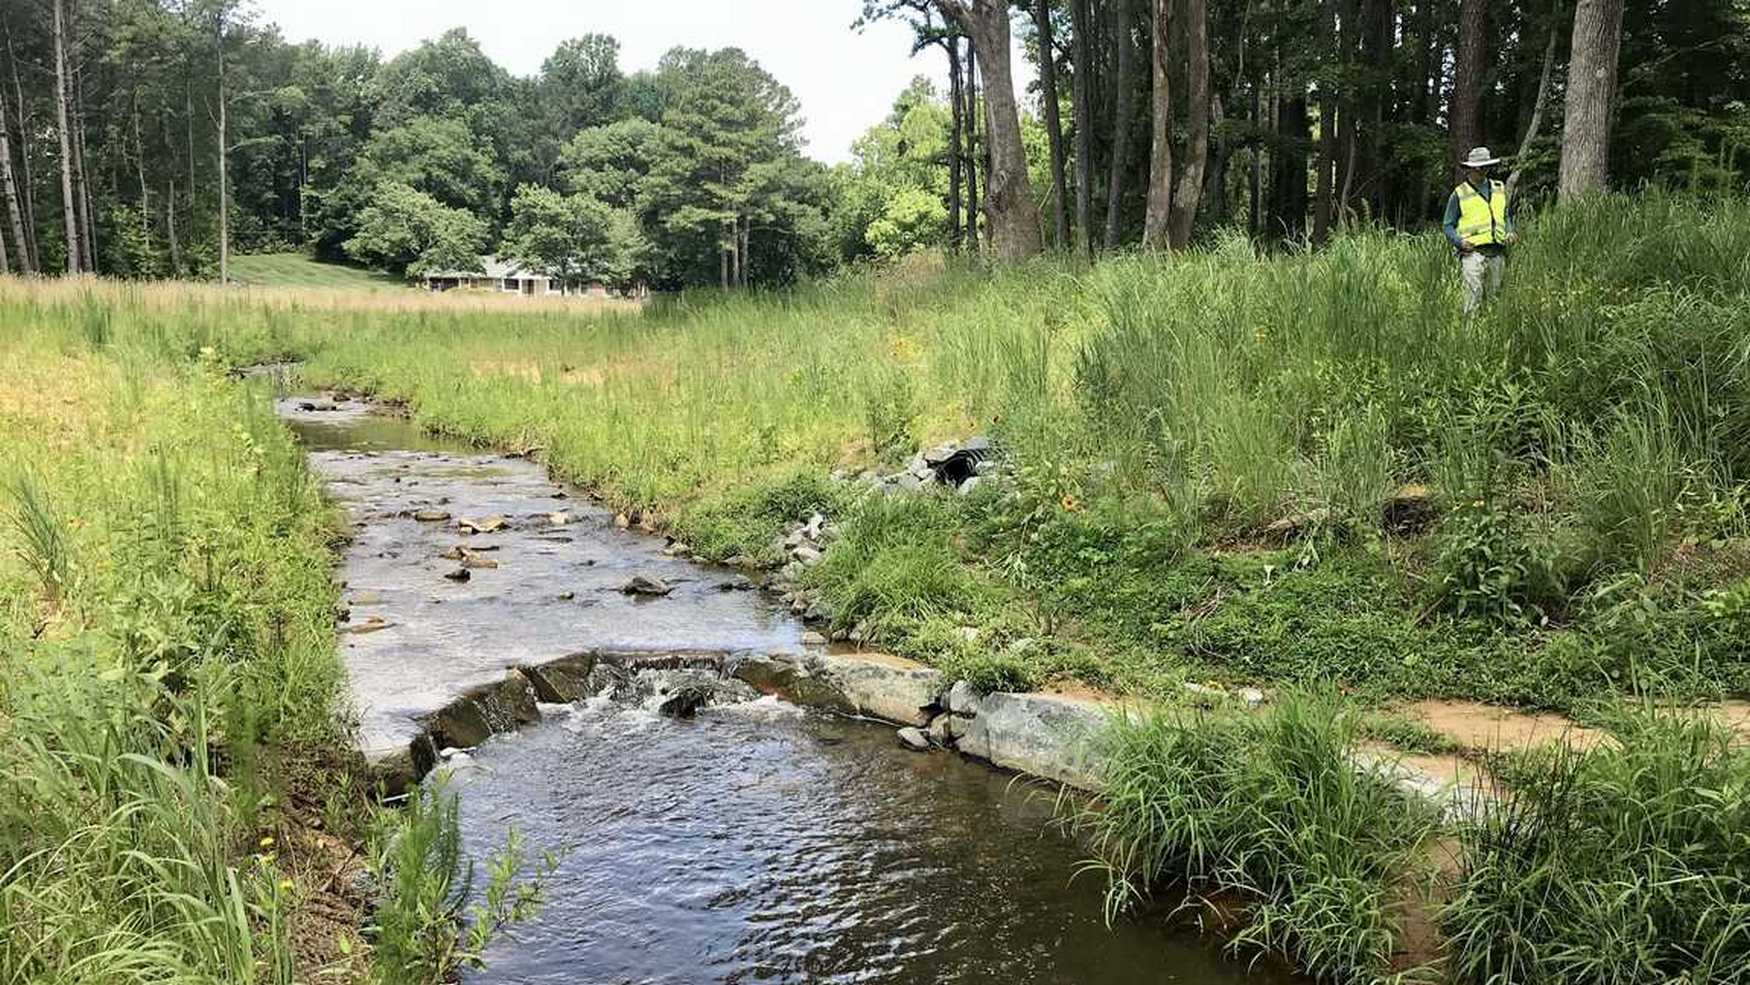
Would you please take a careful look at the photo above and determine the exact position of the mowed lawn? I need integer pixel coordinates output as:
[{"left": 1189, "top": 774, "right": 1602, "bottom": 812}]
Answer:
[{"left": 230, "top": 252, "right": 407, "bottom": 290}]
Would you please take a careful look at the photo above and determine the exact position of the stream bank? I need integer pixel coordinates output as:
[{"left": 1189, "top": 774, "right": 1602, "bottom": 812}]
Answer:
[{"left": 280, "top": 394, "right": 1300, "bottom": 984}]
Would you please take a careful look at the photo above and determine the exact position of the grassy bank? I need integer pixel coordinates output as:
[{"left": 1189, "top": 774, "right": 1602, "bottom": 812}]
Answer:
[
  {"left": 0, "top": 294, "right": 536, "bottom": 983},
  {"left": 0, "top": 328, "right": 350, "bottom": 979},
  {"left": 95, "top": 190, "right": 1744, "bottom": 714}
]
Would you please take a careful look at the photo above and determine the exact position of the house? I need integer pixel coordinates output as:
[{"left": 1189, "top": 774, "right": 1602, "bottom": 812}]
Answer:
[{"left": 422, "top": 256, "right": 614, "bottom": 298}]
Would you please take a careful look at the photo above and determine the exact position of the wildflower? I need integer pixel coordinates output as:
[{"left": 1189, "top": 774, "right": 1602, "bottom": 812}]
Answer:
[
  {"left": 277, "top": 879, "right": 295, "bottom": 892},
  {"left": 1061, "top": 494, "right": 1081, "bottom": 512},
  {"left": 258, "top": 835, "right": 275, "bottom": 848}
]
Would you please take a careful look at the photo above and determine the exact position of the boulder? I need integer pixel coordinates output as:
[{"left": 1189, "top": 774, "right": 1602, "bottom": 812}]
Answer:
[
  {"left": 926, "top": 713, "right": 954, "bottom": 747},
  {"left": 412, "top": 509, "right": 451, "bottom": 522},
  {"left": 956, "top": 476, "right": 983, "bottom": 497},
  {"left": 896, "top": 726, "right": 930, "bottom": 751},
  {"left": 459, "top": 514, "right": 509, "bottom": 534},
  {"left": 817, "top": 653, "right": 943, "bottom": 727},
  {"left": 619, "top": 574, "right": 672, "bottom": 596},
  {"left": 946, "top": 680, "right": 982, "bottom": 716},
  {"left": 657, "top": 680, "right": 716, "bottom": 718},
  {"left": 955, "top": 691, "right": 1111, "bottom": 790}
]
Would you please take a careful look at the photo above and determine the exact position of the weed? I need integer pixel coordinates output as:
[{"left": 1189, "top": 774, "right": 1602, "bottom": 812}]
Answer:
[{"left": 4, "top": 472, "right": 70, "bottom": 601}]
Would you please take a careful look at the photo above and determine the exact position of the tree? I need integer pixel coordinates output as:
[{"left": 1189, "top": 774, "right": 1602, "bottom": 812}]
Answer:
[
  {"left": 1451, "top": 0, "right": 1489, "bottom": 167},
  {"left": 1104, "top": 0, "right": 1138, "bottom": 249},
  {"left": 1141, "top": 0, "right": 1172, "bottom": 249},
  {"left": 539, "top": 35, "right": 625, "bottom": 134},
  {"left": 1559, "top": 0, "right": 1625, "bottom": 198},
  {"left": 52, "top": 0, "right": 79, "bottom": 273},
  {"left": 0, "top": 42, "right": 24, "bottom": 273},
  {"left": 1167, "top": 0, "right": 1210, "bottom": 249},
  {"left": 932, "top": 0, "right": 1043, "bottom": 261},
  {"left": 1069, "top": 0, "right": 1094, "bottom": 256},
  {"left": 343, "top": 180, "right": 486, "bottom": 277},
  {"left": 1030, "top": 0, "right": 1069, "bottom": 250},
  {"left": 360, "top": 116, "right": 504, "bottom": 215},
  {"left": 502, "top": 183, "right": 638, "bottom": 289},
  {"left": 561, "top": 118, "right": 662, "bottom": 208}
]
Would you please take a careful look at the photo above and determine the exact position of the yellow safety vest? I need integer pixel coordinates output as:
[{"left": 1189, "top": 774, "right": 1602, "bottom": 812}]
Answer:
[{"left": 1454, "top": 180, "right": 1509, "bottom": 248}]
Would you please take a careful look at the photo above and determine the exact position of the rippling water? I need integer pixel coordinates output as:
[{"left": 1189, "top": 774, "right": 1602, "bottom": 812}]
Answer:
[
  {"left": 277, "top": 391, "right": 1295, "bottom": 985},
  {"left": 450, "top": 696, "right": 1296, "bottom": 985}
]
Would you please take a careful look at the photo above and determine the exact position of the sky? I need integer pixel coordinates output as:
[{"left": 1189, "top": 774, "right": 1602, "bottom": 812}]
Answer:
[{"left": 251, "top": 0, "right": 1024, "bottom": 165}]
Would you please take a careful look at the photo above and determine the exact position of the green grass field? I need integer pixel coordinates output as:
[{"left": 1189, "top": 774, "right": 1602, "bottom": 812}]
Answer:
[{"left": 229, "top": 252, "right": 406, "bottom": 290}]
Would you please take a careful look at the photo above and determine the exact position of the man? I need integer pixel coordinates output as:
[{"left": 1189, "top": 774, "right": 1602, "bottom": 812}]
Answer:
[{"left": 1443, "top": 146, "right": 1519, "bottom": 315}]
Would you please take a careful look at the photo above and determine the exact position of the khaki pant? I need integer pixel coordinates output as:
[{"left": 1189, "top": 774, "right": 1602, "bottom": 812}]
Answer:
[{"left": 1461, "top": 250, "right": 1506, "bottom": 315}]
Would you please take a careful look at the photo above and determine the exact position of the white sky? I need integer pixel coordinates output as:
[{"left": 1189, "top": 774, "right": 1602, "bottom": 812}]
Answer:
[{"left": 251, "top": 0, "right": 1025, "bottom": 165}]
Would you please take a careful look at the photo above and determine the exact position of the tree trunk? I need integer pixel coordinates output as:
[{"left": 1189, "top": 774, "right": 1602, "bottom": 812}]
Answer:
[
  {"left": 1506, "top": 13, "right": 1560, "bottom": 200},
  {"left": 1273, "top": 94, "right": 1310, "bottom": 240},
  {"left": 0, "top": 49, "right": 27, "bottom": 273},
  {"left": 1168, "top": 0, "right": 1210, "bottom": 249},
  {"left": 53, "top": 0, "right": 81, "bottom": 274},
  {"left": 1558, "top": 0, "right": 1624, "bottom": 199},
  {"left": 1033, "top": 0, "right": 1070, "bottom": 249},
  {"left": 1070, "top": 0, "right": 1094, "bottom": 258},
  {"left": 167, "top": 177, "right": 181, "bottom": 274},
  {"left": 1450, "top": 0, "right": 1488, "bottom": 166},
  {"left": 1141, "top": 0, "right": 1173, "bottom": 248},
  {"left": 217, "top": 11, "right": 229, "bottom": 284},
  {"left": 1249, "top": 83, "right": 1262, "bottom": 238},
  {"left": 950, "top": 0, "right": 1046, "bottom": 263},
  {"left": 963, "top": 39, "right": 980, "bottom": 253},
  {"left": 3, "top": 15, "right": 36, "bottom": 270},
  {"left": 946, "top": 38, "right": 964, "bottom": 251},
  {"left": 1312, "top": 0, "right": 1338, "bottom": 244},
  {"left": 71, "top": 8, "right": 95, "bottom": 272},
  {"left": 1103, "top": 0, "right": 1137, "bottom": 249}
]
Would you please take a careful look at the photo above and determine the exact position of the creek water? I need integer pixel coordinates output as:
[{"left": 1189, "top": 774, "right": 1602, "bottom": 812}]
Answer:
[{"left": 280, "top": 395, "right": 1297, "bottom": 985}]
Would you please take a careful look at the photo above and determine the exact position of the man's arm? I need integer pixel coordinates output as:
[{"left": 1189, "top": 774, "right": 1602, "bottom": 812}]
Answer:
[{"left": 1442, "top": 191, "right": 1465, "bottom": 249}]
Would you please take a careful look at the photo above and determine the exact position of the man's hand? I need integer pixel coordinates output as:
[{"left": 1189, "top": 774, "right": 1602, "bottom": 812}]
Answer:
[
  {"left": 1458, "top": 242, "right": 1476, "bottom": 254},
  {"left": 1504, "top": 232, "right": 1520, "bottom": 246}
]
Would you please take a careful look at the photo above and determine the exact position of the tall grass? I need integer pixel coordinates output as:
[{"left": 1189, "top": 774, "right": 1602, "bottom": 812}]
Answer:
[
  {"left": 1073, "top": 689, "right": 1440, "bottom": 982},
  {"left": 1444, "top": 708, "right": 1750, "bottom": 983},
  {"left": 4, "top": 192, "right": 1747, "bottom": 708},
  {"left": 0, "top": 344, "right": 343, "bottom": 982}
]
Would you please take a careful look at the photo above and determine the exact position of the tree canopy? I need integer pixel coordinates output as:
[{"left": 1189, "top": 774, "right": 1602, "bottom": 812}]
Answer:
[{"left": 0, "top": 1, "right": 1743, "bottom": 282}]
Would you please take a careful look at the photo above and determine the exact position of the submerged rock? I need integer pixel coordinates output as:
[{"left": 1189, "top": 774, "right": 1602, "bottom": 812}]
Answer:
[
  {"left": 619, "top": 574, "right": 673, "bottom": 596},
  {"left": 459, "top": 514, "right": 509, "bottom": 534},
  {"left": 412, "top": 509, "right": 452, "bottom": 522},
  {"left": 443, "top": 567, "right": 471, "bottom": 582},
  {"left": 896, "top": 726, "right": 930, "bottom": 751},
  {"left": 657, "top": 680, "right": 715, "bottom": 718}
]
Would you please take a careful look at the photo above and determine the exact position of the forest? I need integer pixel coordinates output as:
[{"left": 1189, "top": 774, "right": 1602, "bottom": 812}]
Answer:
[{"left": 0, "top": 0, "right": 1745, "bottom": 289}]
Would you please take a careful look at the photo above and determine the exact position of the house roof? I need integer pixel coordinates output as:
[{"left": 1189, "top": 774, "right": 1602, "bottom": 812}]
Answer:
[{"left": 423, "top": 255, "right": 546, "bottom": 280}]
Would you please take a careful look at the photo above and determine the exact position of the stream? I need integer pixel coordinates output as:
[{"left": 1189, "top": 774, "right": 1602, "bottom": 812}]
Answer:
[{"left": 279, "top": 394, "right": 1296, "bottom": 985}]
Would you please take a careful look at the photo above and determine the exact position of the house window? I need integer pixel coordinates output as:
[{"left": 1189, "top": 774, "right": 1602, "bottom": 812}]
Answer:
[
  {"left": 547, "top": 280, "right": 564, "bottom": 294},
  {"left": 502, "top": 278, "right": 519, "bottom": 292}
]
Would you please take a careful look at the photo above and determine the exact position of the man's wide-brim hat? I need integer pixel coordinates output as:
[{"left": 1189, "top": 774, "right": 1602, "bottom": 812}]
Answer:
[{"left": 1463, "top": 146, "right": 1502, "bottom": 167}]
